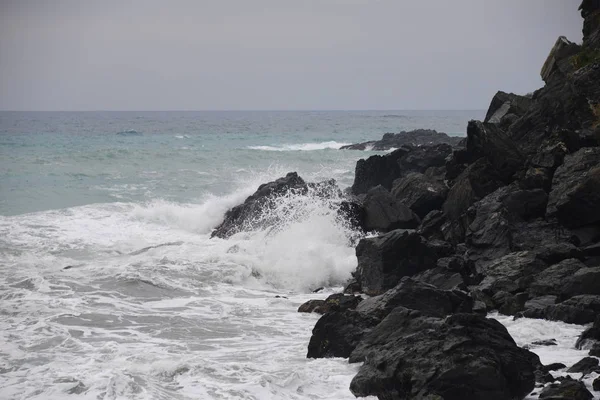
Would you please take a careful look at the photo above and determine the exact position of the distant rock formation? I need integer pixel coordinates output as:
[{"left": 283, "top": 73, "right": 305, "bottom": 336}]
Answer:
[{"left": 340, "top": 129, "right": 463, "bottom": 150}]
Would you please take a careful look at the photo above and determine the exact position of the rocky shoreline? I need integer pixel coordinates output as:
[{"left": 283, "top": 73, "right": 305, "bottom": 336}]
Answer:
[{"left": 212, "top": 2, "right": 600, "bottom": 399}]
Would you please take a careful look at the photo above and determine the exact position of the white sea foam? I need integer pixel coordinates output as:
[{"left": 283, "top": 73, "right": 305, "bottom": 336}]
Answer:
[
  {"left": 0, "top": 174, "right": 366, "bottom": 399},
  {"left": 247, "top": 141, "right": 351, "bottom": 151},
  {"left": 493, "top": 313, "right": 600, "bottom": 399}
]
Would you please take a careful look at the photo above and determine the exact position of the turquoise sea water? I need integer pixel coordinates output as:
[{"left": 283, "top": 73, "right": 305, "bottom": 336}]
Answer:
[
  {"left": 0, "top": 110, "right": 482, "bottom": 216},
  {"left": 1, "top": 110, "right": 493, "bottom": 400}
]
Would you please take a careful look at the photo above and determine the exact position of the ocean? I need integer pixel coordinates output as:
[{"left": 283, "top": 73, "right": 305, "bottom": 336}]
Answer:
[{"left": 0, "top": 110, "right": 594, "bottom": 400}]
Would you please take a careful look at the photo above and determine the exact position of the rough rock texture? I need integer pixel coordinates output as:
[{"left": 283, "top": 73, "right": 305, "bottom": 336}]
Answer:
[
  {"left": 349, "top": 310, "right": 537, "bottom": 400},
  {"left": 362, "top": 185, "right": 420, "bottom": 232},
  {"left": 567, "top": 356, "right": 600, "bottom": 374},
  {"left": 466, "top": 120, "right": 526, "bottom": 181},
  {"left": 297, "top": 293, "right": 362, "bottom": 314},
  {"left": 306, "top": 311, "right": 379, "bottom": 359},
  {"left": 391, "top": 172, "right": 448, "bottom": 218},
  {"left": 340, "top": 129, "right": 462, "bottom": 151},
  {"left": 546, "top": 147, "right": 600, "bottom": 228},
  {"left": 355, "top": 277, "right": 472, "bottom": 320},
  {"left": 484, "top": 91, "right": 533, "bottom": 129},
  {"left": 351, "top": 144, "right": 453, "bottom": 195},
  {"left": 354, "top": 230, "right": 453, "bottom": 295},
  {"left": 538, "top": 378, "right": 593, "bottom": 400}
]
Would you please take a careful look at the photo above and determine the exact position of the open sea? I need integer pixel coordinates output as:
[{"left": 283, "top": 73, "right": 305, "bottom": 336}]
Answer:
[{"left": 1, "top": 110, "right": 596, "bottom": 400}]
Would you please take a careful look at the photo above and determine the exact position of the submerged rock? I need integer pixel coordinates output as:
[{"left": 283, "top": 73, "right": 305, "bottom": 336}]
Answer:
[{"left": 538, "top": 378, "right": 593, "bottom": 400}]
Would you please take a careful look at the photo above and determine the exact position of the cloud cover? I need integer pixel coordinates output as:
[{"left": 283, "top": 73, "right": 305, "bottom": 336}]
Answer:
[{"left": 0, "top": 0, "right": 584, "bottom": 110}]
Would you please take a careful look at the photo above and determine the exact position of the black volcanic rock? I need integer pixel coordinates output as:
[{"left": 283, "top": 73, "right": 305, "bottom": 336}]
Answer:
[
  {"left": 298, "top": 293, "right": 362, "bottom": 314},
  {"left": 391, "top": 172, "right": 448, "bottom": 218},
  {"left": 349, "top": 310, "right": 538, "bottom": 400},
  {"left": 466, "top": 120, "right": 526, "bottom": 181},
  {"left": 484, "top": 91, "right": 533, "bottom": 130},
  {"left": 351, "top": 144, "right": 453, "bottom": 195},
  {"left": 354, "top": 277, "right": 472, "bottom": 320},
  {"left": 354, "top": 229, "right": 453, "bottom": 295},
  {"left": 306, "top": 310, "right": 379, "bottom": 359},
  {"left": 546, "top": 147, "right": 600, "bottom": 228},
  {"left": 362, "top": 185, "right": 420, "bottom": 232},
  {"left": 539, "top": 378, "right": 593, "bottom": 400},
  {"left": 211, "top": 172, "right": 308, "bottom": 238},
  {"left": 340, "top": 129, "right": 462, "bottom": 151}
]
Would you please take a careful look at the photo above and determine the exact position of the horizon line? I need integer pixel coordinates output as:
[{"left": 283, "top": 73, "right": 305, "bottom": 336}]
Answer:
[{"left": 0, "top": 108, "right": 487, "bottom": 113}]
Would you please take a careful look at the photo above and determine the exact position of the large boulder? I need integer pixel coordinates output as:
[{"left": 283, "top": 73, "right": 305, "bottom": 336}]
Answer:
[
  {"left": 476, "top": 251, "right": 547, "bottom": 296},
  {"left": 529, "top": 258, "right": 587, "bottom": 297},
  {"left": 466, "top": 120, "right": 526, "bottom": 181},
  {"left": 351, "top": 144, "right": 453, "bottom": 195},
  {"left": 349, "top": 310, "right": 538, "bottom": 400},
  {"left": 484, "top": 91, "right": 532, "bottom": 129},
  {"left": 211, "top": 172, "right": 308, "bottom": 238},
  {"left": 443, "top": 158, "right": 504, "bottom": 223},
  {"left": 340, "top": 129, "right": 463, "bottom": 151},
  {"left": 391, "top": 172, "right": 448, "bottom": 218},
  {"left": 540, "top": 36, "right": 581, "bottom": 83},
  {"left": 306, "top": 310, "right": 379, "bottom": 359},
  {"left": 538, "top": 378, "right": 593, "bottom": 400},
  {"left": 355, "top": 277, "right": 472, "bottom": 320},
  {"left": 354, "top": 229, "right": 453, "bottom": 295},
  {"left": 541, "top": 295, "right": 600, "bottom": 324},
  {"left": 546, "top": 147, "right": 600, "bottom": 228},
  {"left": 464, "top": 185, "right": 548, "bottom": 270},
  {"left": 362, "top": 185, "right": 420, "bottom": 232}
]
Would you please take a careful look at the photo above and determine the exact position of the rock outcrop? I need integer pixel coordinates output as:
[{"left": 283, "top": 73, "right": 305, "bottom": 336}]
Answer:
[{"left": 340, "top": 129, "right": 462, "bottom": 151}]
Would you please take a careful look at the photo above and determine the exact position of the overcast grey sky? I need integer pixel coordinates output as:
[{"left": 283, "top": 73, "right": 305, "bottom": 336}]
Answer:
[{"left": 0, "top": 0, "right": 584, "bottom": 111}]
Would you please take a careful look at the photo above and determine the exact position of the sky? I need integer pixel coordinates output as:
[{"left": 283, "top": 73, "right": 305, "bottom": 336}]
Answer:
[{"left": 0, "top": 0, "right": 584, "bottom": 111}]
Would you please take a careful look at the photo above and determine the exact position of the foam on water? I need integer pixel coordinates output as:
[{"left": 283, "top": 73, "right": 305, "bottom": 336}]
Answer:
[
  {"left": 0, "top": 173, "right": 370, "bottom": 399},
  {"left": 247, "top": 141, "right": 351, "bottom": 151}
]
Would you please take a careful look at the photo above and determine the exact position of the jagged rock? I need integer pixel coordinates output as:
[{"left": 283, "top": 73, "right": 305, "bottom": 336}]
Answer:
[
  {"left": 521, "top": 167, "right": 552, "bottom": 191},
  {"left": 496, "top": 292, "right": 529, "bottom": 315},
  {"left": 543, "top": 295, "right": 600, "bottom": 324},
  {"left": 547, "top": 147, "right": 600, "bottom": 228},
  {"left": 349, "top": 310, "right": 537, "bottom": 400},
  {"left": 306, "top": 310, "right": 379, "bottom": 359},
  {"left": 594, "top": 375, "right": 600, "bottom": 391},
  {"left": 561, "top": 266, "right": 600, "bottom": 298},
  {"left": 580, "top": 0, "right": 600, "bottom": 49},
  {"left": 576, "top": 315, "right": 600, "bottom": 349},
  {"left": 484, "top": 91, "right": 532, "bottom": 129},
  {"left": 476, "top": 251, "right": 546, "bottom": 296},
  {"left": 391, "top": 172, "right": 448, "bottom": 218},
  {"left": 443, "top": 158, "right": 504, "bottom": 224},
  {"left": 466, "top": 120, "right": 526, "bottom": 181},
  {"left": 354, "top": 229, "right": 453, "bottom": 295},
  {"left": 534, "top": 242, "right": 584, "bottom": 265},
  {"left": 351, "top": 144, "right": 453, "bottom": 195},
  {"left": 540, "top": 36, "right": 581, "bottom": 83},
  {"left": 521, "top": 295, "right": 558, "bottom": 319},
  {"left": 539, "top": 378, "right": 593, "bottom": 400},
  {"left": 211, "top": 172, "right": 308, "bottom": 238},
  {"left": 362, "top": 185, "right": 419, "bottom": 232},
  {"left": 413, "top": 265, "right": 466, "bottom": 291},
  {"left": 417, "top": 209, "right": 446, "bottom": 240},
  {"left": 340, "top": 129, "right": 462, "bottom": 151},
  {"left": 529, "top": 258, "right": 587, "bottom": 297},
  {"left": 567, "top": 357, "right": 600, "bottom": 375},
  {"left": 355, "top": 277, "right": 472, "bottom": 320},
  {"left": 297, "top": 293, "right": 362, "bottom": 314}
]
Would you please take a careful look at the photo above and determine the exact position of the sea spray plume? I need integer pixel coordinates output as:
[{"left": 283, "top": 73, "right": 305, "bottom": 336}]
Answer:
[{"left": 210, "top": 173, "right": 365, "bottom": 290}]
